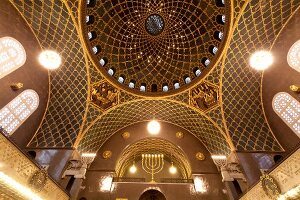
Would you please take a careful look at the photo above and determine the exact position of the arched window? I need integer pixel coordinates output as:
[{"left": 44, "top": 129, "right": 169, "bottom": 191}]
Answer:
[
  {"left": 0, "top": 90, "right": 39, "bottom": 136},
  {"left": 140, "top": 83, "right": 146, "bottom": 92},
  {"left": 287, "top": 40, "right": 300, "bottom": 73},
  {"left": 0, "top": 37, "right": 26, "bottom": 79},
  {"left": 272, "top": 92, "right": 300, "bottom": 138}
]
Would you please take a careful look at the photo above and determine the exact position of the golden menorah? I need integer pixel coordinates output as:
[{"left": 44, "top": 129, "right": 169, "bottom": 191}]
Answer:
[{"left": 142, "top": 154, "right": 164, "bottom": 183}]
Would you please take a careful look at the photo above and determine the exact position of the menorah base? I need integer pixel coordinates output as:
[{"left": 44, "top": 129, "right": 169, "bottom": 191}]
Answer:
[{"left": 149, "top": 180, "right": 157, "bottom": 184}]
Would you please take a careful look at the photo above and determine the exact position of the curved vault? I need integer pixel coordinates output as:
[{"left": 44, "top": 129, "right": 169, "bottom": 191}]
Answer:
[
  {"left": 9, "top": 0, "right": 89, "bottom": 147},
  {"left": 77, "top": 99, "right": 231, "bottom": 155},
  {"left": 221, "top": 0, "right": 300, "bottom": 151},
  {"left": 115, "top": 138, "right": 192, "bottom": 179}
]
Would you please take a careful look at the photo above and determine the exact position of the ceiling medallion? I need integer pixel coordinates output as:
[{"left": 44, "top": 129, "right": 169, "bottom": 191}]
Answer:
[
  {"left": 102, "top": 150, "right": 112, "bottom": 159},
  {"left": 195, "top": 152, "right": 205, "bottom": 161},
  {"left": 122, "top": 132, "right": 130, "bottom": 139},
  {"left": 82, "top": 0, "right": 229, "bottom": 96},
  {"left": 176, "top": 132, "right": 184, "bottom": 139}
]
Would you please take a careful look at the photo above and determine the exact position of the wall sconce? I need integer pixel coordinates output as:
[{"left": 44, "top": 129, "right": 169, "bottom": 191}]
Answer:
[
  {"left": 290, "top": 85, "right": 300, "bottom": 93},
  {"left": 129, "top": 162, "right": 137, "bottom": 174},
  {"left": 10, "top": 83, "right": 23, "bottom": 91},
  {"left": 169, "top": 162, "right": 177, "bottom": 174}
]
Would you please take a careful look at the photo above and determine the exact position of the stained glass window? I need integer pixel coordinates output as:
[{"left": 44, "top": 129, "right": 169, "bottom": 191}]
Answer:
[
  {"left": 0, "top": 37, "right": 26, "bottom": 79},
  {"left": 0, "top": 90, "right": 39, "bottom": 135},
  {"left": 272, "top": 92, "right": 300, "bottom": 138}
]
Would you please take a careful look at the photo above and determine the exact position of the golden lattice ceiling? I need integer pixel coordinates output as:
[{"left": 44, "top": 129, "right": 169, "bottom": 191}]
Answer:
[
  {"left": 7, "top": 0, "right": 300, "bottom": 155},
  {"left": 82, "top": 0, "right": 230, "bottom": 96}
]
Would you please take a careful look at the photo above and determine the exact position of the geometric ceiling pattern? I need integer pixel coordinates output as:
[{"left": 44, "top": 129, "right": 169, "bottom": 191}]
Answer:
[
  {"left": 77, "top": 99, "right": 231, "bottom": 155},
  {"left": 7, "top": 0, "right": 300, "bottom": 154},
  {"left": 82, "top": 0, "right": 229, "bottom": 95},
  {"left": 221, "top": 0, "right": 300, "bottom": 151},
  {"left": 9, "top": 0, "right": 89, "bottom": 147}
]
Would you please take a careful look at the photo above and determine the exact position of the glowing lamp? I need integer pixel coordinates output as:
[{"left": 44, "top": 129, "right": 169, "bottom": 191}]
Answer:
[
  {"left": 129, "top": 164, "right": 137, "bottom": 174},
  {"left": 147, "top": 120, "right": 160, "bottom": 135},
  {"left": 169, "top": 163, "right": 177, "bottom": 174},
  {"left": 249, "top": 51, "right": 273, "bottom": 70},
  {"left": 38, "top": 50, "right": 61, "bottom": 70}
]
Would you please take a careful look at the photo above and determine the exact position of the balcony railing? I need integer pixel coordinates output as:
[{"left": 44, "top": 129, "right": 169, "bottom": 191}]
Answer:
[
  {"left": 113, "top": 177, "right": 194, "bottom": 184},
  {"left": 0, "top": 130, "right": 69, "bottom": 200},
  {"left": 160, "top": 178, "right": 194, "bottom": 183},
  {"left": 240, "top": 146, "right": 300, "bottom": 200},
  {"left": 113, "top": 177, "right": 146, "bottom": 183}
]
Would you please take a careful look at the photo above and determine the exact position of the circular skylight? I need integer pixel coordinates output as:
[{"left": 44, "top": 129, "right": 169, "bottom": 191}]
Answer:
[{"left": 145, "top": 14, "right": 165, "bottom": 36}]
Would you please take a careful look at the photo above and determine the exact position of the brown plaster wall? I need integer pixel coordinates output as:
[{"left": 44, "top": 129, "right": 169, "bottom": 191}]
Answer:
[
  {"left": 262, "top": 8, "right": 300, "bottom": 153},
  {"left": 78, "top": 122, "right": 228, "bottom": 199},
  {"left": 0, "top": 1, "right": 49, "bottom": 148},
  {"left": 123, "top": 160, "right": 182, "bottom": 182},
  {"left": 79, "top": 171, "right": 228, "bottom": 200},
  {"left": 90, "top": 121, "right": 219, "bottom": 174},
  {"left": 28, "top": 149, "right": 74, "bottom": 183}
]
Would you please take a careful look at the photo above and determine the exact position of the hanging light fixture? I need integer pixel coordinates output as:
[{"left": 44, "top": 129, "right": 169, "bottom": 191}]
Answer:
[
  {"left": 147, "top": 120, "right": 160, "bottom": 135},
  {"left": 38, "top": 50, "right": 62, "bottom": 70},
  {"left": 169, "top": 162, "right": 177, "bottom": 174},
  {"left": 249, "top": 50, "right": 273, "bottom": 70},
  {"left": 129, "top": 162, "right": 137, "bottom": 174}
]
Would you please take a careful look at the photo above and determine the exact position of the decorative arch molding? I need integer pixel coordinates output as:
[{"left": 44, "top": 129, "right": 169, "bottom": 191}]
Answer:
[
  {"left": 115, "top": 138, "right": 192, "bottom": 179},
  {"left": 0, "top": 37, "right": 26, "bottom": 79},
  {"left": 139, "top": 189, "right": 166, "bottom": 200},
  {"left": 0, "top": 89, "right": 39, "bottom": 135},
  {"left": 77, "top": 99, "right": 231, "bottom": 155}
]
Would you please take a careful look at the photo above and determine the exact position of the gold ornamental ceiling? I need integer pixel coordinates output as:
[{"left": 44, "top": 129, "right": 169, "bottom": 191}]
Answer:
[
  {"left": 7, "top": 0, "right": 300, "bottom": 155},
  {"left": 82, "top": 0, "right": 230, "bottom": 96}
]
